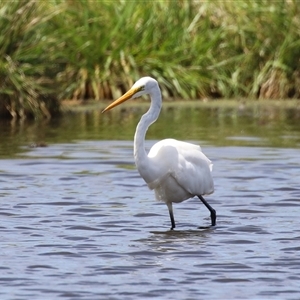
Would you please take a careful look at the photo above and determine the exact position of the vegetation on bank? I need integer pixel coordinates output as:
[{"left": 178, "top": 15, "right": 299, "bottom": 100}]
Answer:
[{"left": 0, "top": 0, "right": 299, "bottom": 118}]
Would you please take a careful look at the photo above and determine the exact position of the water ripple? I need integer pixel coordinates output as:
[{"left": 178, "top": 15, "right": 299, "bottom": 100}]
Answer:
[{"left": 0, "top": 142, "right": 299, "bottom": 299}]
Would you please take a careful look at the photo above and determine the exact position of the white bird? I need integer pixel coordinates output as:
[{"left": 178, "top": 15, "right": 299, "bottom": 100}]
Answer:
[{"left": 102, "top": 77, "right": 216, "bottom": 229}]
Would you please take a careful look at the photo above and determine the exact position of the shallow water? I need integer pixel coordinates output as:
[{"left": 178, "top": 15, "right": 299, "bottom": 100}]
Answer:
[{"left": 1, "top": 104, "right": 300, "bottom": 299}]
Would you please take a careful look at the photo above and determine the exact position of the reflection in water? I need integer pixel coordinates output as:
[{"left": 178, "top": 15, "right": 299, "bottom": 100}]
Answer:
[
  {"left": 1, "top": 101, "right": 300, "bottom": 158},
  {"left": 0, "top": 140, "right": 300, "bottom": 299}
]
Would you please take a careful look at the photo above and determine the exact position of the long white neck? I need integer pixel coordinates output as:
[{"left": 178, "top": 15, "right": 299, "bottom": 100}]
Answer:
[{"left": 133, "top": 87, "right": 162, "bottom": 180}]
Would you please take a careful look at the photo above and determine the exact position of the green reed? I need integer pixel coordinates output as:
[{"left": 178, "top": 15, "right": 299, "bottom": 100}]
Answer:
[{"left": 0, "top": 0, "right": 299, "bottom": 118}]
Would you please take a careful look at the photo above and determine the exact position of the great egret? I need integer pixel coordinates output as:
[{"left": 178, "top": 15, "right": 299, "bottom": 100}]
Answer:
[{"left": 102, "top": 77, "right": 216, "bottom": 229}]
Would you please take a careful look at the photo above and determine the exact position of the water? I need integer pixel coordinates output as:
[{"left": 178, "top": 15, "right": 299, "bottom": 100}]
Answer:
[{"left": 1, "top": 103, "right": 300, "bottom": 299}]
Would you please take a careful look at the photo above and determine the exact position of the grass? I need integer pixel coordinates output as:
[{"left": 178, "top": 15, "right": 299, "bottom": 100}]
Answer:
[{"left": 0, "top": 0, "right": 299, "bottom": 118}]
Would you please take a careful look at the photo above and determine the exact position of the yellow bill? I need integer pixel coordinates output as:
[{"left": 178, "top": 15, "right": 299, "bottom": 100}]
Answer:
[{"left": 102, "top": 87, "right": 141, "bottom": 113}]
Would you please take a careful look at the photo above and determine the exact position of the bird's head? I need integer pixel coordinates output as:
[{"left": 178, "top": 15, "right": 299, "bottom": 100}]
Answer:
[{"left": 102, "top": 77, "right": 158, "bottom": 113}]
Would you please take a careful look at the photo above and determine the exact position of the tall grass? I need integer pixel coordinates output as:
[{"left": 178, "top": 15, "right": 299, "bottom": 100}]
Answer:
[
  {"left": 0, "top": 0, "right": 299, "bottom": 118},
  {"left": 0, "top": 0, "right": 64, "bottom": 118}
]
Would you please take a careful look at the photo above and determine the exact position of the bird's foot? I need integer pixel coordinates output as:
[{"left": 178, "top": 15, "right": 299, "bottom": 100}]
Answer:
[{"left": 198, "top": 224, "right": 216, "bottom": 230}]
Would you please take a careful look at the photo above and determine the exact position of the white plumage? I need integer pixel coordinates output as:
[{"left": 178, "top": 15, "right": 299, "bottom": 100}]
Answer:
[{"left": 102, "top": 77, "right": 216, "bottom": 229}]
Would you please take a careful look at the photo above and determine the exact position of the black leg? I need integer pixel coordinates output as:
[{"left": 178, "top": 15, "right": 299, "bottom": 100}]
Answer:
[
  {"left": 198, "top": 195, "right": 216, "bottom": 226},
  {"left": 167, "top": 203, "right": 176, "bottom": 230},
  {"left": 169, "top": 209, "right": 176, "bottom": 230}
]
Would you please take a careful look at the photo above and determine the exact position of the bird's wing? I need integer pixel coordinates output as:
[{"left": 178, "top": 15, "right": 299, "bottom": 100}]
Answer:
[{"left": 148, "top": 139, "right": 214, "bottom": 196}]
